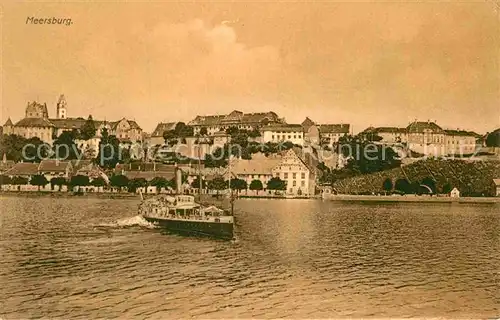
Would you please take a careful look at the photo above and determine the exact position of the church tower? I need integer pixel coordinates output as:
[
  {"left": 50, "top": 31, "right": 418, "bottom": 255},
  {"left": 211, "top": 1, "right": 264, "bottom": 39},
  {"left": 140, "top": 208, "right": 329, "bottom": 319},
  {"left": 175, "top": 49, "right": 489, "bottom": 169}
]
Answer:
[{"left": 56, "top": 94, "right": 67, "bottom": 119}]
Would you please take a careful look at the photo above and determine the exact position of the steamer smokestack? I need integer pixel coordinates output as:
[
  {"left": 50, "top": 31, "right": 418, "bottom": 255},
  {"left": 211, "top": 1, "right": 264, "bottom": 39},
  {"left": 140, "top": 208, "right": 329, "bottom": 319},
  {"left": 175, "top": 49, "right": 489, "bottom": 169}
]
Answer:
[{"left": 175, "top": 167, "right": 183, "bottom": 194}]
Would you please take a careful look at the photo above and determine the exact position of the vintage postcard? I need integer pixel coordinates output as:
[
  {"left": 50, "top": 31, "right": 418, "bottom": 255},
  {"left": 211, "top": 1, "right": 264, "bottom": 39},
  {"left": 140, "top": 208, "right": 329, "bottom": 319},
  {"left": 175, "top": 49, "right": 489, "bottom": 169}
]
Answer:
[{"left": 0, "top": 1, "right": 499, "bottom": 319}]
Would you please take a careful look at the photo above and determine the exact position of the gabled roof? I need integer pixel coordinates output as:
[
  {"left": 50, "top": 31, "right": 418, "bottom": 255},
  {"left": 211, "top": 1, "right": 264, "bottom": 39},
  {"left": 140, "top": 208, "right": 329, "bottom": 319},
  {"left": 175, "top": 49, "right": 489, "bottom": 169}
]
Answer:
[
  {"left": 4, "top": 118, "right": 13, "bottom": 126},
  {"left": 301, "top": 117, "right": 315, "bottom": 130},
  {"left": 493, "top": 179, "right": 500, "bottom": 186},
  {"left": 70, "top": 160, "right": 93, "bottom": 171},
  {"left": 152, "top": 122, "right": 177, "bottom": 137},
  {"left": 4, "top": 163, "right": 39, "bottom": 176},
  {"left": 231, "top": 156, "right": 281, "bottom": 175},
  {"left": 128, "top": 120, "right": 141, "bottom": 130},
  {"left": 319, "top": 124, "right": 350, "bottom": 134},
  {"left": 38, "top": 160, "right": 72, "bottom": 172},
  {"left": 15, "top": 117, "right": 54, "bottom": 128},
  {"left": 407, "top": 121, "right": 443, "bottom": 133},
  {"left": 111, "top": 118, "right": 142, "bottom": 131}
]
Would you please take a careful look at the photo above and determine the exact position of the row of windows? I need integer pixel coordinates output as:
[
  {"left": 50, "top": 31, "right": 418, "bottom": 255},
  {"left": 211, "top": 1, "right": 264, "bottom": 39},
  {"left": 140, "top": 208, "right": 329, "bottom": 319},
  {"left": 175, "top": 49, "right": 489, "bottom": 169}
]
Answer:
[
  {"left": 271, "top": 134, "right": 302, "bottom": 140},
  {"left": 291, "top": 180, "right": 306, "bottom": 187},
  {"left": 282, "top": 172, "right": 306, "bottom": 179}
]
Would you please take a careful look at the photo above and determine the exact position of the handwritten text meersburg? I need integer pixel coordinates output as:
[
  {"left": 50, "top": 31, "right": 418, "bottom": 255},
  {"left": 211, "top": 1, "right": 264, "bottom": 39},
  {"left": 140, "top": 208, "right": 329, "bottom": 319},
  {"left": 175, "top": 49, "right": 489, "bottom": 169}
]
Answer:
[{"left": 26, "top": 17, "right": 72, "bottom": 26}]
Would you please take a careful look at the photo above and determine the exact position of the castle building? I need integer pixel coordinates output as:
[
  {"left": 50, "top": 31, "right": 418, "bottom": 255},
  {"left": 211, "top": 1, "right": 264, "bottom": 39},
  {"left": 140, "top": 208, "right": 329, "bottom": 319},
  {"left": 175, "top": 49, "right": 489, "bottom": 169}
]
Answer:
[
  {"left": 3, "top": 95, "right": 143, "bottom": 146},
  {"left": 360, "top": 121, "right": 479, "bottom": 156},
  {"left": 188, "top": 110, "right": 283, "bottom": 135}
]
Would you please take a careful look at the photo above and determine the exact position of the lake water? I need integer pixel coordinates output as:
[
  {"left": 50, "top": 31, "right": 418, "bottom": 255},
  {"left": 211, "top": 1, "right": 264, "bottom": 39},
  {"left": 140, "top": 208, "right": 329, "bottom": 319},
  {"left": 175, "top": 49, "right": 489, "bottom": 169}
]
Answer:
[{"left": 0, "top": 196, "right": 498, "bottom": 318}]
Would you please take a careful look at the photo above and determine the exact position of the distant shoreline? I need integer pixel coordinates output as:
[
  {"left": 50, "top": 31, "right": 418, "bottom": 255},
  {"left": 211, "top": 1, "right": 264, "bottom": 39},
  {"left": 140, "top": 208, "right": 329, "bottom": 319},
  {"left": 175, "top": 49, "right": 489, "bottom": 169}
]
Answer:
[
  {"left": 322, "top": 194, "right": 500, "bottom": 204},
  {"left": 0, "top": 191, "right": 139, "bottom": 200},
  {"left": 1, "top": 191, "right": 498, "bottom": 204}
]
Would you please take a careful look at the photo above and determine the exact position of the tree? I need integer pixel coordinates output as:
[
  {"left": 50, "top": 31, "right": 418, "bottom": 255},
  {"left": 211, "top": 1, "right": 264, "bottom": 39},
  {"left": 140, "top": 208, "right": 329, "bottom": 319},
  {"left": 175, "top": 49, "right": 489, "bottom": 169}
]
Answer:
[
  {"left": 0, "top": 175, "right": 12, "bottom": 186},
  {"left": 382, "top": 178, "right": 393, "bottom": 195},
  {"left": 485, "top": 129, "right": 500, "bottom": 147},
  {"left": 204, "top": 146, "right": 228, "bottom": 168},
  {"left": 53, "top": 131, "right": 82, "bottom": 160},
  {"left": 162, "top": 130, "right": 178, "bottom": 147},
  {"left": 149, "top": 176, "right": 169, "bottom": 192},
  {"left": 96, "top": 127, "right": 122, "bottom": 168},
  {"left": 199, "top": 127, "right": 208, "bottom": 136},
  {"left": 248, "top": 128, "right": 261, "bottom": 138},
  {"left": 80, "top": 115, "right": 97, "bottom": 140},
  {"left": 0, "top": 134, "right": 26, "bottom": 162},
  {"left": 410, "top": 181, "right": 421, "bottom": 195},
  {"left": 174, "top": 122, "right": 194, "bottom": 138},
  {"left": 70, "top": 175, "right": 90, "bottom": 190},
  {"left": 128, "top": 178, "right": 147, "bottom": 193},
  {"left": 30, "top": 174, "right": 48, "bottom": 191},
  {"left": 90, "top": 177, "right": 106, "bottom": 187},
  {"left": 394, "top": 178, "right": 411, "bottom": 194},
  {"left": 24, "top": 137, "right": 50, "bottom": 162},
  {"left": 50, "top": 177, "right": 67, "bottom": 190},
  {"left": 230, "top": 178, "right": 247, "bottom": 193},
  {"left": 0, "top": 134, "right": 50, "bottom": 163},
  {"left": 110, "top": 174, "right": 129, "bottom": 192},
  {"left": 337, "top": 135, "right": 401, "bottom": 175},
  {"left": 207, "top": 176, "right": 226, "bottom": 194},
  {"left": 249, "top": 179, "right": 263, "bottom": 194},
  {"left": 83, "top": 145, "right": 96, "bottom": 160},
  {"left": 267, "top": 177, "right": 287, "bottom": 192},
  {"left": 421, "top": 177, "right": 436, "bottom": 194},
  {"left": 441, "top": 183, "right": 452, "bottom": 195},
  {"left": 11, "top": 176, "right": 28, "bottom": 185},
  {"left": 190, "top": 177, "right": 206, "bottom": 190}
]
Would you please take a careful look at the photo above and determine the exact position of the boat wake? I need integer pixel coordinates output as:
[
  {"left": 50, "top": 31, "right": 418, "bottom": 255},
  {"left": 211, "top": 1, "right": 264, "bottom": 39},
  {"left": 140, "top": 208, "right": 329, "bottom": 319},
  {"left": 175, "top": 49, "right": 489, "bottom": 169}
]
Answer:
[{"left": 97, "top": 215, "right": 157, "bottom": 229}]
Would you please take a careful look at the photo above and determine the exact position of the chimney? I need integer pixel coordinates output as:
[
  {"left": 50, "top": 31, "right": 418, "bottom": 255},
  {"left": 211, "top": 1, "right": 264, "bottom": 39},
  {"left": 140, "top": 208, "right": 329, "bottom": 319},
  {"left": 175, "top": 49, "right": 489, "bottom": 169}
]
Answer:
[{"left": 175, "top": 167, "right": 183, "bottom": 194}]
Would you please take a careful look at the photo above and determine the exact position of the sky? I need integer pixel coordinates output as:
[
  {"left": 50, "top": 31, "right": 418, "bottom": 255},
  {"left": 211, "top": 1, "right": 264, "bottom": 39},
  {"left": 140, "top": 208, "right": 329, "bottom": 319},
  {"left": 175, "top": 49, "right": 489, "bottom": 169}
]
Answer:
[{"left": 1, "top": 1, "right": 499, "bottom": 134}]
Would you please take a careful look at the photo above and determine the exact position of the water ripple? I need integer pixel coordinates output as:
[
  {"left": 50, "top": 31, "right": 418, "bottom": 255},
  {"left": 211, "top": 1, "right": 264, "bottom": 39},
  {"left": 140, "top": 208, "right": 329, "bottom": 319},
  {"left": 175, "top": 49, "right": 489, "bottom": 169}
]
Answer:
[{"left": 0, "top": 197, "right": 498, "bottom": 318}]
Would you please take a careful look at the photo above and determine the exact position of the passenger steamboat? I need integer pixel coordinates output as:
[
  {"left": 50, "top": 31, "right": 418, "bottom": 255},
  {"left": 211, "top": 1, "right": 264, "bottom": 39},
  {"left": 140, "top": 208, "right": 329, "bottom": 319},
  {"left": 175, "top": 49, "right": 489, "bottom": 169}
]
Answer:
[{"left": 139, "top": 164, "right": 235, "bottom": 240}]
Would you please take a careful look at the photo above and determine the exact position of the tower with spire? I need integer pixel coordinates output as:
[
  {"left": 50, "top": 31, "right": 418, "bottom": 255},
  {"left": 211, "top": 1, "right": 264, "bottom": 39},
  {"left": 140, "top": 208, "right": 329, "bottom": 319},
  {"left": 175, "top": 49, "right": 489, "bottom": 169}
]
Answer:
[{"left": 56, "top": 94, "right": 67, "bottom": 119}]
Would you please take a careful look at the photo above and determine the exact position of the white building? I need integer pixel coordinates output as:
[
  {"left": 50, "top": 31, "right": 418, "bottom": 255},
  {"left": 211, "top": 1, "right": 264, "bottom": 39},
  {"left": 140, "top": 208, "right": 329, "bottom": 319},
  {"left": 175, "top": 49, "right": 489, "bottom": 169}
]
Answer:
[
  {"left": 450, "top": 187, "right": 460, "bottom": 198},
  {"left": 260, "top": 124, "right": 305, "bottom": 146},
  {"left": 231, "top": 149, "right": 315, "bottom": 196},
  {"left": 319, "top": 124, "right": 350, "bottom": 146},
  {"left": 361, "top": 121, "right": 480, "bottom": 157},
  {"left": 188, "top": 110, "right": 283, "bottom": 135}
]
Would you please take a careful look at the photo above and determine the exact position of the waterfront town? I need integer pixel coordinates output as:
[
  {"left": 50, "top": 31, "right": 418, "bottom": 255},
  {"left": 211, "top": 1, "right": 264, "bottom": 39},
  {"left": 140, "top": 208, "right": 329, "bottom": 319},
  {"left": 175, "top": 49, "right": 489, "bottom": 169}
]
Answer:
[{"left": 1, "top": 94, "right": 499, "bottom": 198}]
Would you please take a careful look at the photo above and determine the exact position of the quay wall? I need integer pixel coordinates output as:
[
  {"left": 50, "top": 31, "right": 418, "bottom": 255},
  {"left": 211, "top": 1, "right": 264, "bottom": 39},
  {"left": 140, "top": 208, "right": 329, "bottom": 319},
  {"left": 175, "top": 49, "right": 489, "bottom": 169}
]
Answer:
[{"left": 322, "top": 194, "right": 500, "bottom": 204}]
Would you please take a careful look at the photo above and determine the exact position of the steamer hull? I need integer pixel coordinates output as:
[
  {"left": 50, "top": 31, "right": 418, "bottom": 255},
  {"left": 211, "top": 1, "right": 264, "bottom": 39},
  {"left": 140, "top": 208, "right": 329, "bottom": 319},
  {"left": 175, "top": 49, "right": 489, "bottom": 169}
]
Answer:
[{"left": 144, "top": 216, "right": 234, "bottom": 240}]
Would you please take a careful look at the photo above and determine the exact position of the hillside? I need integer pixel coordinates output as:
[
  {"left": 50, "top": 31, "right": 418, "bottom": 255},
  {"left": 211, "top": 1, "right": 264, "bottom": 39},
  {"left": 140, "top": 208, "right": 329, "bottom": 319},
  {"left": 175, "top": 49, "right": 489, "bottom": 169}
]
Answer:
[{"left": 332, "top": 159, "right": 500, "bottom": 196}]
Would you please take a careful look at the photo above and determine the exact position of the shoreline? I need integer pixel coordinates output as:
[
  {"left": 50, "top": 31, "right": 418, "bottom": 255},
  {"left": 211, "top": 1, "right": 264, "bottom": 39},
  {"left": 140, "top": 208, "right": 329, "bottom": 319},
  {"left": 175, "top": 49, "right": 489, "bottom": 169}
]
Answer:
[
  {"left": 0, "top": 191, "right": 139, "bottom": 199},
  {"left": 322, "top": 194, "right": 500, "bottom": 204},
  {"left": 1, "top": 191, "right": 498, "bottom": 204}
]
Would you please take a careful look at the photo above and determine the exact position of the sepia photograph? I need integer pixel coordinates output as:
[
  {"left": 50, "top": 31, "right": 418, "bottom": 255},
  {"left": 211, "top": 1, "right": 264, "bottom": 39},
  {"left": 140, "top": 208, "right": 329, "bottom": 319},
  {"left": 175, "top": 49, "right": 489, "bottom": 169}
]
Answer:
[{"left": 0, "top": 1, "right": 499, "bottom": 319}]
